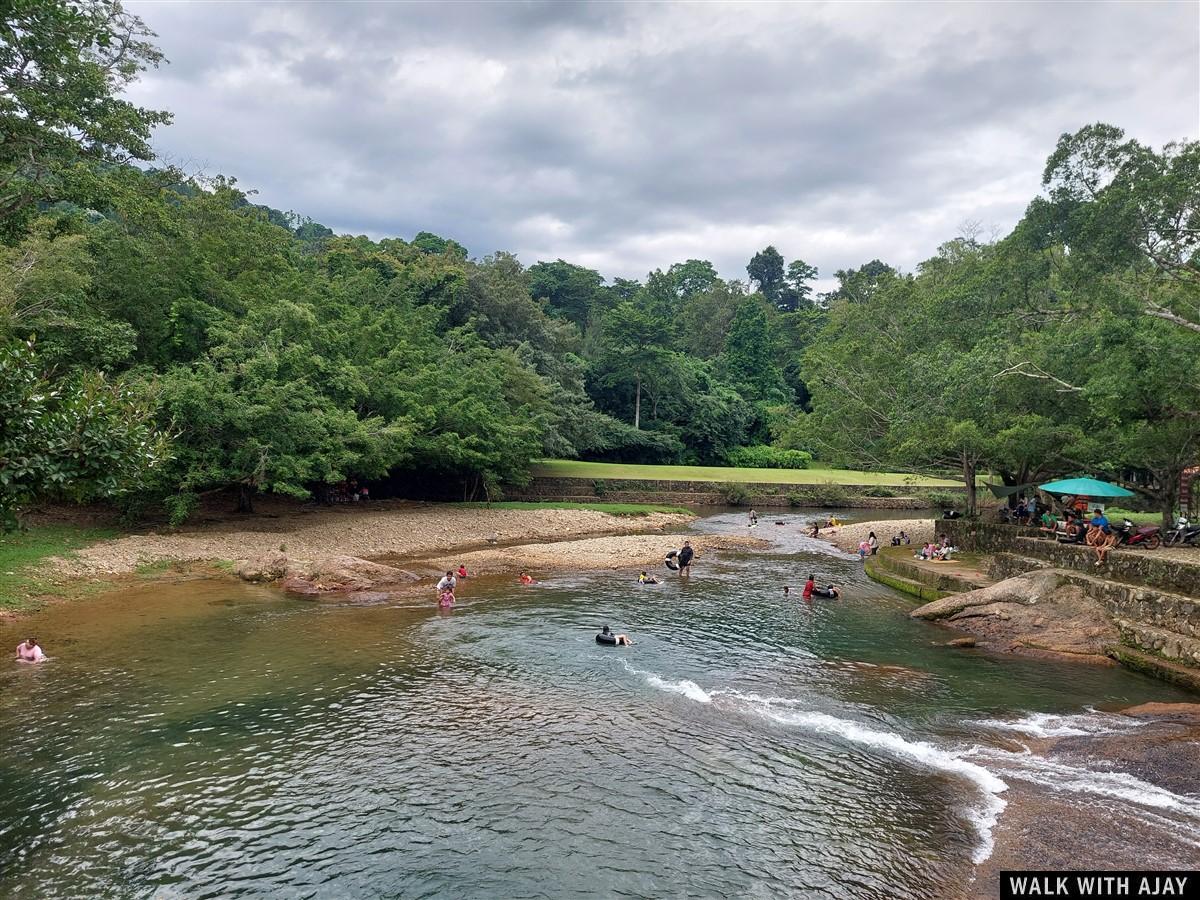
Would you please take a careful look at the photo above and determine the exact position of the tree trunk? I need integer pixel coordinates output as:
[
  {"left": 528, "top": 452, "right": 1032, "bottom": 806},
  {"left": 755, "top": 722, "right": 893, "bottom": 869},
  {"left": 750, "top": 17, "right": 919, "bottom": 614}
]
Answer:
[
  {"left": 634, "top": 372, "right": 641, "bottom": 430},
  {"left": 237, "top": 483, "right": 256, "bottom": 514},
  {"left": 962, "top": 451, "right": 977, "bottom": 517},
  {"left": 1160, "top": 470, "right": 1181, "bottom": 531}
]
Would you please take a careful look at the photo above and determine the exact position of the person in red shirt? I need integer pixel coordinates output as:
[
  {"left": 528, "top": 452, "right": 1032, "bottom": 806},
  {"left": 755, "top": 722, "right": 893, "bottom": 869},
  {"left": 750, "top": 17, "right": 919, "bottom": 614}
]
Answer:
[
  {"left": 802, "top": 575, "right": 815, "bottom": 600},
  {"left": 457, "top": 564, "right": 468, "bottom": 580}
]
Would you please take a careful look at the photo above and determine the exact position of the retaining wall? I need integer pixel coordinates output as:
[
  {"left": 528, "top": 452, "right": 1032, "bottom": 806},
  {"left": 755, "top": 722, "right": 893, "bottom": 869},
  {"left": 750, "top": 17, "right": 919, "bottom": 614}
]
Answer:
[
  {"left": 986, "top": 552, "right": 1200, "bottom": 670},
  {"left": 938, "top": 520, "right": 1200, "bottom": 596},
  {"left": 508, "top": 476, "right": 954, "bottom": 509}
]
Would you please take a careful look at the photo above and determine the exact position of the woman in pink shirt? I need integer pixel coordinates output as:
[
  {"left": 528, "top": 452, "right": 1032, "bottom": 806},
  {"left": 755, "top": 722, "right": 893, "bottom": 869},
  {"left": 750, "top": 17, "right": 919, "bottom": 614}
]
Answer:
[{"left": 16, "top": 637, "right": 45, "bottom": 663}]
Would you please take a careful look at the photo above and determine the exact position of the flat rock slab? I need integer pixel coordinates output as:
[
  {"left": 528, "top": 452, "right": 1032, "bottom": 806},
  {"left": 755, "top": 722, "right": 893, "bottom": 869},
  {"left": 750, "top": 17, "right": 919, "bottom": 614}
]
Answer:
[{"left": 912, "top": 568, "right": 1119, "bottom": 659}]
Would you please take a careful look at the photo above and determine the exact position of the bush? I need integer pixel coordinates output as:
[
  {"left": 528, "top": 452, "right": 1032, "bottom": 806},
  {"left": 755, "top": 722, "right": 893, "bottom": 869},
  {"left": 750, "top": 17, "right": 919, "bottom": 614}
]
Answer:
[
  {"left": 724, "top": 445, "right": 812, "bottom": 469},
  {"left": 592, "top": 479, "right": 609, "bottom": 497},
  {"left": 861, "top": 486, "right": 897, "bottom": 498},
  {"left": 809, "top": 481, "right": 851, "bottom": 506},
  {"left": 924, "top": 490, "right": 965, "bottom": 511},
  {"left": 722, "top": 483, "right": 752, "bottom": 506}
]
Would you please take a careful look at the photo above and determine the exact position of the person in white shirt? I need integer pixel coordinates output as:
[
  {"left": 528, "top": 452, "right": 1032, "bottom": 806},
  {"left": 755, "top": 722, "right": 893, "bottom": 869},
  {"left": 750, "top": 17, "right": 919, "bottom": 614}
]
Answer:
[{"left": 16, "top": 637, "right": 45, "bottom": 663}]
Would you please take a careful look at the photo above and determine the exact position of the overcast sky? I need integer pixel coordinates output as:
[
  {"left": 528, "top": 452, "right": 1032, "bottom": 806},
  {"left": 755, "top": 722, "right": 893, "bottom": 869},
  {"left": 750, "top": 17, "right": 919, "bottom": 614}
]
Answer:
[{"left": 126, "top": 0, "right": 1199, "bottom": 287}]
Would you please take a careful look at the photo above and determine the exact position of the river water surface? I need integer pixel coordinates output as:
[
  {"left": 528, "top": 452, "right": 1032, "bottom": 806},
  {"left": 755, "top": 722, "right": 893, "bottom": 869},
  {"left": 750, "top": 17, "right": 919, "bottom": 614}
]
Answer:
[{"left": 1, "top": 512, "right": 1197, "bottom": 898}]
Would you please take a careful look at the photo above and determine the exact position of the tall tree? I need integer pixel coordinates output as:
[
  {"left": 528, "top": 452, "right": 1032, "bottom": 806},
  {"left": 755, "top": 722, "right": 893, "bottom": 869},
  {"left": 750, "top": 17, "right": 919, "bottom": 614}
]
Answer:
[
  {"left": 825, "top": 259, "right": 896, "bottom": 305},
  {"left": 719, "top": 297, "right": 786, "bottom": 404},
  {"left": 0, "top": 0, "right": 172, "bottom": 236},
  {"left": 746, "top": 245, "right": 785, "bottom": 304},
  {"left": 528, "top": 259, "right": 604, "bottom": 331},
  {"left": 590, "top": 300, "right": 677, "bottom": 430},
  {"left": 667, "top": 258, "right": 720, "bottom": 300},
  {"left": 778, "top": 259, "right": 818, "bottom": 311},
  {"left": 1036, "top": 124, "right": 1200, "bottom": 333}
]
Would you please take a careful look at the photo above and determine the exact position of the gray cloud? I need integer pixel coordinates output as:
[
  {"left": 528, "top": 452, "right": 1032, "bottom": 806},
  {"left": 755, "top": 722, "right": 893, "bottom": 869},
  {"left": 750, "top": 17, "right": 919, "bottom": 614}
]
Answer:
[{"left": 127, "top": 0, "right": 1199, "bottom": 286}]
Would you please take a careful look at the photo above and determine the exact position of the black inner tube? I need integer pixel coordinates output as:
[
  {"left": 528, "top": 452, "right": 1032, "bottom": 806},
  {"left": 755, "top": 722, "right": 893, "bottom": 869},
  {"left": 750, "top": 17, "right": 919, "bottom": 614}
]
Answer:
[{"left": 596, "top": 633, "right": 617, "bottom": 645}]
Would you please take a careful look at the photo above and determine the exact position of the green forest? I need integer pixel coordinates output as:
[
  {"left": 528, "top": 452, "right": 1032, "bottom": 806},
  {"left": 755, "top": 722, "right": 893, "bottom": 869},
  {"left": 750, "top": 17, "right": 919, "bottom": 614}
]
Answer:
[{"left": 2, "top": 1, "right": 1198, "bottom": 529}]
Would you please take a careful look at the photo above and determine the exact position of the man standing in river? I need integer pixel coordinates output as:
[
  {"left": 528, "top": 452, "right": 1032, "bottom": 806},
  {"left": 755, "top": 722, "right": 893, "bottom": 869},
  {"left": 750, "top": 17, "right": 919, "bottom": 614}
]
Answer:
[{"left": 677, "top": 541, "right": 694, "bottom": 577}]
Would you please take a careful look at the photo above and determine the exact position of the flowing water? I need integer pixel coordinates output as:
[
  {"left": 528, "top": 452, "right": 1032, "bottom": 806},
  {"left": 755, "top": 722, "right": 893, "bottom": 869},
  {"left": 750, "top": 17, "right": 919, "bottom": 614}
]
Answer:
[{"left": 0, "top": 512, "right": 1196, "bottom": 898}]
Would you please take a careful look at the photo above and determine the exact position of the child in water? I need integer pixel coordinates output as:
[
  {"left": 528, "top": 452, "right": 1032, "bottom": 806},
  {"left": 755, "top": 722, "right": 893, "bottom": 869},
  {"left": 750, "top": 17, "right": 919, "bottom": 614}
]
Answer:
[
  {"left": 519, "top": 572, "right": 536, "bottom": 585},
  {"left": 438, "top": 590, "right": 455, "bottom": 608},
  {"left": 638, "top": 571, "right": 660, "bottom": 584}
]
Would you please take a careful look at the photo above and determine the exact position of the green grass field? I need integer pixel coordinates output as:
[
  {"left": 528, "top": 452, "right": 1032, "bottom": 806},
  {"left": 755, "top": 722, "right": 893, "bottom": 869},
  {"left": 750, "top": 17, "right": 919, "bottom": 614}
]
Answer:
[
  {"left": 453, "top": 501, "right": 693, "bottom": 516},
  {"left": 0, "top": 524, "right": 118, "bottom": 610},
  {"left": 531, "top": 459, "right": 960, "bottom": 488}
]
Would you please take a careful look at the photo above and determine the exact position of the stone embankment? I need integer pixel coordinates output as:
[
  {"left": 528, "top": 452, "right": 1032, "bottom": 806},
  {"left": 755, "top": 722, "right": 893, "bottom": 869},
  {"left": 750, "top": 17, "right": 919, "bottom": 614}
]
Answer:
[
  {"left": 881, "top": 518, "right": 1200, "bottom": 691},
  {"left": 508, "top": 476, "right": 959, "bottom": 509}
]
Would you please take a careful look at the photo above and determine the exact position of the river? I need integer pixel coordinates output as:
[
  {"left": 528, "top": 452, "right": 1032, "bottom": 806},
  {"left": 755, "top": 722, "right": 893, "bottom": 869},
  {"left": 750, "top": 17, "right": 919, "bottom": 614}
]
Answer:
[{"left": 1, "top": 512, "right": 1196, "bottom": 898}]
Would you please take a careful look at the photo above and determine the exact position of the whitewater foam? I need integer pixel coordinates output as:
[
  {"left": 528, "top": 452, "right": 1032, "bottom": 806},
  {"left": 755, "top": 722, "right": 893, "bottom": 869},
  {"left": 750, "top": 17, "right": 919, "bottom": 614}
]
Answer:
[
  {"left": 621, "top": 661, "right": 712, "bottom": 704},
  {"left": 970, "top": 747, "right": 1200, "bottom": 821},
  {"left": 627, "top": 669, "right": 1008, "bottom": 864},
  {"left": 976, "top": 711, "right": 1146, "bottom": 739}
]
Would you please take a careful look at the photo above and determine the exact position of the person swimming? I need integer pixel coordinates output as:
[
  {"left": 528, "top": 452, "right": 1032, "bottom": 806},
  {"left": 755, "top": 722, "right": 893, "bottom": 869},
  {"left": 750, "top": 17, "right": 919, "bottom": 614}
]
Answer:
[
  {"left": 438, "top": 590, "right": 455, "bottom": 608},
  {"left": 596, "top": 625, "right": 632, "bottom": 646},
  {"left": 15, "top": 637, "right": 44, "bottom": 663},
  {"left": 519, "top": 572, "right": 536, "bottom": 585},
  {"left": 638, "top": 571, "right": 660, "bottom": 585}
]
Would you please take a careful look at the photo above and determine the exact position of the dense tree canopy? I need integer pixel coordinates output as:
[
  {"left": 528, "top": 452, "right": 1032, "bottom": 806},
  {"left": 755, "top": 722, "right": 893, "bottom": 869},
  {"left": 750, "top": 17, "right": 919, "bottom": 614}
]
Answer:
[
  {"left": 0, "top": 0, "right": 172, "bottom": 236},
  {"left": 0, "top": 0, "right": 1195, "bottom": 526}
]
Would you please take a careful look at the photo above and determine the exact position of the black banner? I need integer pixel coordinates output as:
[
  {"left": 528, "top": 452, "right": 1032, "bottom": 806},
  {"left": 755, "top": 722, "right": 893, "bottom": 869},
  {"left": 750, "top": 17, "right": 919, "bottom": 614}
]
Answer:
[{"left": 1001, "top": 872, "right": 1199, "bottom": 899}]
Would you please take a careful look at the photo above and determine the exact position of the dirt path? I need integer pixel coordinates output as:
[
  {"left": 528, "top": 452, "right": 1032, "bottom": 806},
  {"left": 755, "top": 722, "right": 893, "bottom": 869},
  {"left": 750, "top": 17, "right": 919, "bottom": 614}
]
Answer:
[{"left": 55, "top": 503, "right": 693, "bottom": 576}]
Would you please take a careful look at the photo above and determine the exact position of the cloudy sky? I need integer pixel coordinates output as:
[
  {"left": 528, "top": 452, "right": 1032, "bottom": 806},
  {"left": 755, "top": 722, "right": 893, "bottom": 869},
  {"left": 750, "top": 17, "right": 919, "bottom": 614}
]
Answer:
[{"left": 126, "top": 0, "right": 1199, "bottom": 287}]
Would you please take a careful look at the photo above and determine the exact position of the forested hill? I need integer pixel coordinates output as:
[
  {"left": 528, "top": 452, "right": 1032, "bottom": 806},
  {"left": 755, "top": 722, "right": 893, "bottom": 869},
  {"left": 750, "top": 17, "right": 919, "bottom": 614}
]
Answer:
[{"left": 2, "top": 2, "right": 1198, "bottom": 528}]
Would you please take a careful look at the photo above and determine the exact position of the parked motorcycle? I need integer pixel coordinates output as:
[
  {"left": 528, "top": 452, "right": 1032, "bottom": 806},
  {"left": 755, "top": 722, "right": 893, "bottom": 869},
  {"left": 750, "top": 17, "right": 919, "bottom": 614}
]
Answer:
[
  {"left": 1114, "top": 518, "right": 1162, "bottom": 550},
  {"left": 1164, "top": 515, "right": 1200, "bottom": 546}
]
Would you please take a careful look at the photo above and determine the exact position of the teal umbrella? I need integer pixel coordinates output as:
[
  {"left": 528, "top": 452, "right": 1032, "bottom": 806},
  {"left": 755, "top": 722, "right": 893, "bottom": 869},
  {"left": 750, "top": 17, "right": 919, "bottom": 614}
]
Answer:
[{"left": 1037, "top": 477, "right": 1135, "bottom": 499}]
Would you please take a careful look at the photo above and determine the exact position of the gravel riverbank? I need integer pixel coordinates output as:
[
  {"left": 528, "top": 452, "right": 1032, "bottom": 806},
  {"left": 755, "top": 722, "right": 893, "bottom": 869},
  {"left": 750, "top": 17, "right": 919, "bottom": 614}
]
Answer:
[
  {"left": 53, "top": 503, "right": 694, "bottom": 576},
  {"left": 815, "top": 518, "right": 936, "bottom": 553}
]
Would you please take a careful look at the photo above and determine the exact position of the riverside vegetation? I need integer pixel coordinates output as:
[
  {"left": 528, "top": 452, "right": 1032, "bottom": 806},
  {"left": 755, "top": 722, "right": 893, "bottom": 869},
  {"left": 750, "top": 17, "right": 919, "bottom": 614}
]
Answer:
[{"left": 2, "top": 1, "right": 1198, "bottom": 535}]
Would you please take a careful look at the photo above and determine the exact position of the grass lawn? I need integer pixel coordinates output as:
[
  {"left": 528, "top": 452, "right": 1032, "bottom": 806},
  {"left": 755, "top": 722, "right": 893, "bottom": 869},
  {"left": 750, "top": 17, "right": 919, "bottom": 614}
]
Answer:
[
  {"left": 0, "top": 524, "right": 118, "bottom": 611},
  {"left": 453, "top": 500, "right": 693, "bottom": 517},
  {"left": 1102, "top": 507, "right": 1166, "bottom": 526},
  {"left": 531, "top": 459, "right": 961, "bottom": 488}
]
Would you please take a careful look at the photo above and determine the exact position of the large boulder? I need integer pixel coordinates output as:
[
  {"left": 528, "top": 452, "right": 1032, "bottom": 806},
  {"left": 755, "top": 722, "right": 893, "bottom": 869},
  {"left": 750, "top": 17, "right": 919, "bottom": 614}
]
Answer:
[
  {"left": 911, "top": 568, "right": 1119, "bottom": 659},
  {"left": 237, "top": 550, "right": 289, "bottom": 582},
  {"left": 281, "top": 555, "right": 419, "bottom": 594}
]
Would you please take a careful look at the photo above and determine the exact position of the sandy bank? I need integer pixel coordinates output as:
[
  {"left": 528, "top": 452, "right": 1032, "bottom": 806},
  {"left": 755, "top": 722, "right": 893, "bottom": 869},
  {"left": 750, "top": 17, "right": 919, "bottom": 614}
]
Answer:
[
  {"left": 447, "top": 533, "right": 769, "bottom": 574},
  {"left": 55, "top": 503, "right": 693, "bottom": 576},
  {"left": 816, "top": 518, "right": 935, "bottom": 553}
]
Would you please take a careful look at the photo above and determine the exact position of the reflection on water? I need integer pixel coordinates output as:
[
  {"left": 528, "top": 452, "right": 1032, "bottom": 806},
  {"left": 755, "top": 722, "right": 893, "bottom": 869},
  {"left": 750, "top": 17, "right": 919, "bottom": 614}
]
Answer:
[{"left": 0, "top": 512, "right": 1195, "bottom": 898}]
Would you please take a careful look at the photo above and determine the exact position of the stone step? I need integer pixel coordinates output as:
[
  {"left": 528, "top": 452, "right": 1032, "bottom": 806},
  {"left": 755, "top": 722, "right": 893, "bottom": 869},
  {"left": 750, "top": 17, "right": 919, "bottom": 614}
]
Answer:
[
  {"left": 1107, "top": 644, "right": 1200, "bottom": 693},
  {"left": 1111, "top": 619, "right": 1200, "bottom": 668}
]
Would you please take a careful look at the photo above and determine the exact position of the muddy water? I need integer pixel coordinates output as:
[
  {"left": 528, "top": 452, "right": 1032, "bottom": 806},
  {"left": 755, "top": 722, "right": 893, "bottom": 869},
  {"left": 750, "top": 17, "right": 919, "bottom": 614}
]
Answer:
[{"left": 0, "top": 512, "right": 1196, "bottom": 898}]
